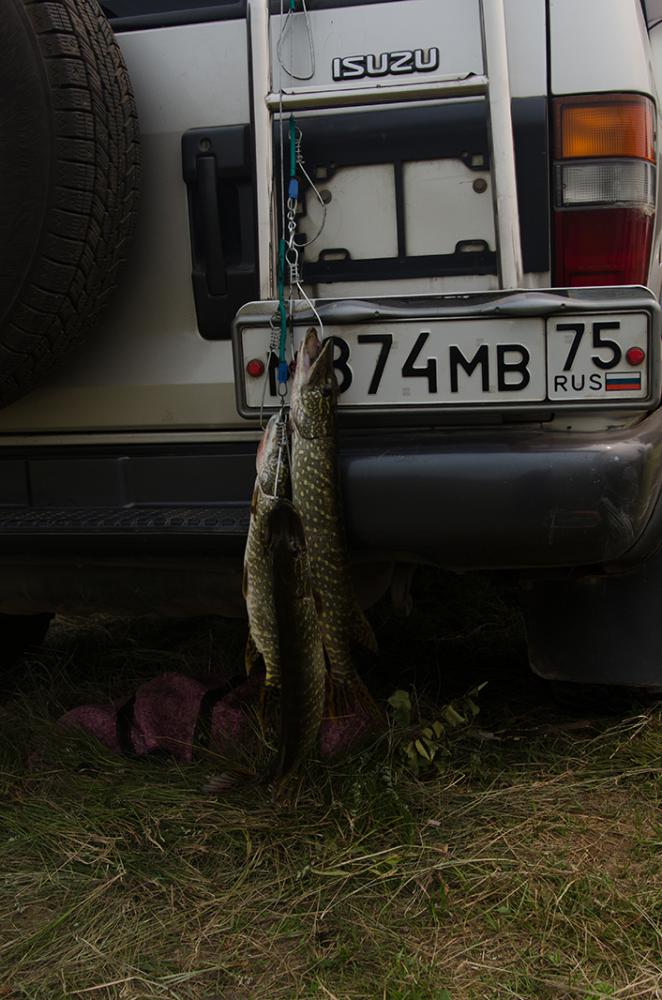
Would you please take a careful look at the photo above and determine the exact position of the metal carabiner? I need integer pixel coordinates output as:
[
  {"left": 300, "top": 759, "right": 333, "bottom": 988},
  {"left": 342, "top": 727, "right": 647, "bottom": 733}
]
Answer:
[{"left": 285, "top": 242, "right": 301, "bottom": 285}]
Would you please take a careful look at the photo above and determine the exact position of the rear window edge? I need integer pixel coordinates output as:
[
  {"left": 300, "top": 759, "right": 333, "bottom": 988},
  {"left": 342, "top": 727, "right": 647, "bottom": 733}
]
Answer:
[
  {"left": 108, "top": 0, "right": 408, "bottom": 32},
  {"left": 109, "top": 2, "right": 246, "bottom": 32}
]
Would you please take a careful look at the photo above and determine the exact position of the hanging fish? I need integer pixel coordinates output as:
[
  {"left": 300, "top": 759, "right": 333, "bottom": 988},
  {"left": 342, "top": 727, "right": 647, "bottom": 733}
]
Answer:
[
  {"left": 289, "top": 328, "right": 381, "bottom": 715},
  {"left": 208, "top": 410, "right": 326, "bottom": 791},
  {"left": 266, "top": 498, "right": 326, "bottom": 781},
  {"left": 243, "top": 412, "right": 290, "bottom": 689}
]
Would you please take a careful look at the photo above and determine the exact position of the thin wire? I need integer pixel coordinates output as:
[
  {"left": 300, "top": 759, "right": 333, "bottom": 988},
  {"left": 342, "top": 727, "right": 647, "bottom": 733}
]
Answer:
[
  {"left": 276, "top": 0, "right": 315, "bottom": 81},
  {"left": 287, "top": 240, "right": 325, "bottom": 336},
  {"left": 267, "top": 0, "right": 326, "bottom": 408},
  {"left": 295, "top": 280, "right": 325, "bottom": 338},
  {"left": 294, "top": 160, "right": 327, "bottom": 249},
  {"left": 259, "top": 313, "right": 281, "bottom": 429}
]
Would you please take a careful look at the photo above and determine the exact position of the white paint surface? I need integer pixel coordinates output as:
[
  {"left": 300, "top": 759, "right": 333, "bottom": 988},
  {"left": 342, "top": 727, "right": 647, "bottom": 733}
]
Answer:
[
  {"left": 304, "top": 165, "right": 398, "bottom": 261},
  {"left": 404, "top": 159, "right": 494, "bottom": 255},
  {"left": 549, "top": 0, "right": 654, "bottom": 95}
]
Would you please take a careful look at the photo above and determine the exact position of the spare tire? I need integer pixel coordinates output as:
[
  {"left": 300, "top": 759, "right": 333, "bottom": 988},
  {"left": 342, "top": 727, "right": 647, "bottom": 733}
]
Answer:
[{"left": 0, "top": 0, "right": 140, "bottom": 408}]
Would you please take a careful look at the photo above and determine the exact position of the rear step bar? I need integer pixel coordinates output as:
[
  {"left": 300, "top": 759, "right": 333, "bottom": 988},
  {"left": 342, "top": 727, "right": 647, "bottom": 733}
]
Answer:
[{"left": 248, "top": 0, "right": 524, "bottom": 292}]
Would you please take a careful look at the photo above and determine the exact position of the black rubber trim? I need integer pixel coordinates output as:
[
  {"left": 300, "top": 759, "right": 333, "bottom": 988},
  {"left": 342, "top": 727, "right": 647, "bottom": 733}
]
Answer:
[
  {"left": 0, "top": 505, "right": 250, "bottom": 534},
  {"left": 107, "top": 0, "right": 405, "bottom": 31},
  {"left": 513, "top": 97, "right": 550, "bottom": 274},
  {"left": 522, "top": 550, "right": 662, "bottom": 687},
  {"left": 287, "top": 96, "right": 549, "bottom": 284},
  {"left": 304, "top": 253, "right": 497, "bottom": 283},
  {"left": 3, "top": 406, "right": 662, "bottom": 568},
  {"left": 107, "top": 1, "right": 246, "bottom": 32},
  {"left": 0, "top": 446, "right": 257, "bottom": 508},
  {"left": 269, "top": 0, "right": 407, "bottom": 10}
]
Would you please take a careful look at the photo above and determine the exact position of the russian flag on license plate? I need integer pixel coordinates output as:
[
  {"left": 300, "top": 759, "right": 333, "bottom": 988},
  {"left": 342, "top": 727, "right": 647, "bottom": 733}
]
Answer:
[{"left": 605, "top": 372, "right": 642, "bottom": 391}]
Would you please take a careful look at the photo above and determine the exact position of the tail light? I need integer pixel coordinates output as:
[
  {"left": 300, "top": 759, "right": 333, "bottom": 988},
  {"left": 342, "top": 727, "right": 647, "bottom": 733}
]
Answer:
[{"left": 552, "top": 94, "right": 656, "bottom": 287}]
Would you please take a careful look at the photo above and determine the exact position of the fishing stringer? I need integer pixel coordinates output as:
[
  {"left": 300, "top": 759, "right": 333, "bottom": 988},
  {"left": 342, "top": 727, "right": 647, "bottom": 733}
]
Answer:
[{"left": 276, "top": 114, "right": 300, "bottom": 394}]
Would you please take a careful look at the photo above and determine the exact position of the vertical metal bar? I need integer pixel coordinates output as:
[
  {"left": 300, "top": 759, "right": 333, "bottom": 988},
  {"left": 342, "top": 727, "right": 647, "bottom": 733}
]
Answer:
[
  {"left": 481, "top": 0, "right": 524, "bottom": 289},
  {"left": 248, "top": 0, "right": 274, "bottom": 298}
]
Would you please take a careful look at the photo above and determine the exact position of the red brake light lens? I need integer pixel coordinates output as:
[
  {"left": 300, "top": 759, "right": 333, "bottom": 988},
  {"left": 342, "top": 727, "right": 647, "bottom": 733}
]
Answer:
[
  {"left": 554, "top": 207, "right": 654, "bottom": 287},
  {"left": 552, "top": 94, "right": 657, "bottom": 288}
]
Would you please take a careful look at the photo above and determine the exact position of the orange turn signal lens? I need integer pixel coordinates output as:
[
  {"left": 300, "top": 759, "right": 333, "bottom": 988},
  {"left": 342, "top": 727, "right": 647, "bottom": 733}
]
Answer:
[{"left": 554, "top": 94, "right": 655, "bottom": 162}]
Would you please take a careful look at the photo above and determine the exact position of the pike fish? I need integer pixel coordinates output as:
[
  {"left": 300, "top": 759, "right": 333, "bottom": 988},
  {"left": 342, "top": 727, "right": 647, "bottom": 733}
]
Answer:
[
  {"left": 243, "top": 412, "right": 290, "bottom": 688},
  {"left": 267, "top": 498, "right": 326, "bottom": 780},
  {"left": 239, "top": 412, "right": 325, "bottom": 783},
  {"left": 289, "top": 329, "right": 379, "bottom": 709}
]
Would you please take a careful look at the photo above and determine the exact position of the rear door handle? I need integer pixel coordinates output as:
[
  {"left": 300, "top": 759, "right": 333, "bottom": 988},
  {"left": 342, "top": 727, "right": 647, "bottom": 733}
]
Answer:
[
  {"left": 195, "top": 155, "right": 227, "bottom": 296},
  {"left": 182, "top": 125, "right": 258, "bottom": 340}
]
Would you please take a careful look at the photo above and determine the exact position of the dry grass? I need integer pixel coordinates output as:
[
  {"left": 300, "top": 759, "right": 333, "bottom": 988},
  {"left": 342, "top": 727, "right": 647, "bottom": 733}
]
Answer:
[{"left": 0, "top": 571, "right": 660, "bottom": 999}]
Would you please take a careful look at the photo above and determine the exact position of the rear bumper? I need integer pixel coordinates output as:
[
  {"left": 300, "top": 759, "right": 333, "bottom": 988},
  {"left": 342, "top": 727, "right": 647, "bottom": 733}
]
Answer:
[
  {"left": 341, "top": 408, "right": 662, "bottom": 569},
  {"left": 2, "top": 408, "right": 662, "bottom": 573}
]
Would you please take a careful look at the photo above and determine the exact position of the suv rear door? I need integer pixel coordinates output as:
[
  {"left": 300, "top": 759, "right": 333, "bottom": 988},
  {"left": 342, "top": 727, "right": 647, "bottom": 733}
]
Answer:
[{"left": 0, "top": 0, "right": 548, "bottom": 435}]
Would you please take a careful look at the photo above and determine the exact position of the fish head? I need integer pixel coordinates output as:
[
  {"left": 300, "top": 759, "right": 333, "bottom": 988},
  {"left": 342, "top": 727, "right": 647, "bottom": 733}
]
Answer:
[
  {"left": 256, "top": 413, "right": 289, "bottom": 498},
  {"left": 290, "top": 329, "right": 336, "bottom": 438}
]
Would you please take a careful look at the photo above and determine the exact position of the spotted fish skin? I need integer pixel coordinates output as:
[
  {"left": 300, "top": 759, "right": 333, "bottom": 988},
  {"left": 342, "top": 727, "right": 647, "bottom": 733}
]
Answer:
[
  {"left": 268, "top": 499, "right": 326, "bottom": 780},
  {"left": 289, "top": 330, "right": 378, "bottom": 690},
  {"left": 243, "top": 414, "right": 290, "bottom": 688}
]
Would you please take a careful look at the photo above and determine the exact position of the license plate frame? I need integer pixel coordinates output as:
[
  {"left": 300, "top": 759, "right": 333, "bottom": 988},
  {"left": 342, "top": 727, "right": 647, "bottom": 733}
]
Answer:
[{"left": 232, "top": 288, "right": 661, "bottom": 418}]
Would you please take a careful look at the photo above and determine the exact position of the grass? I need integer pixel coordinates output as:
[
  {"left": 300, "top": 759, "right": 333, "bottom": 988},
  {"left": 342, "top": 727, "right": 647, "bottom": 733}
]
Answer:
[{"left": 0, "top": 570, "right": 660, "bottom": 999}]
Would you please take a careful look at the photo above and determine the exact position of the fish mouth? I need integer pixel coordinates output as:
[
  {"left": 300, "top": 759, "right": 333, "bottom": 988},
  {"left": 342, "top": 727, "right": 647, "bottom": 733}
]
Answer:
[{"left": 299, "top": 329, "right": 333, "bottom": 388}]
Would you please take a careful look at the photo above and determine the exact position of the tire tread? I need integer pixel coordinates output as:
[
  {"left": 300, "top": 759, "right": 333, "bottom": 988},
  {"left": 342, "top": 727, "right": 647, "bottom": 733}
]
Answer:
[{"left": 0, "top": 0, "right": 140, "bottom": 407}]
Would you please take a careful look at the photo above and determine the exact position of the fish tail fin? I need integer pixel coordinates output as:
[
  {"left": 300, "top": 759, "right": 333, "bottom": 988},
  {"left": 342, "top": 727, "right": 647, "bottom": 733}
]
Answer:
[
  {"left": 322, "top": 673, "right": 385, "bottom": 759},
  {"left": 326, "top": 672, "right": 383, "bottom": 723}
]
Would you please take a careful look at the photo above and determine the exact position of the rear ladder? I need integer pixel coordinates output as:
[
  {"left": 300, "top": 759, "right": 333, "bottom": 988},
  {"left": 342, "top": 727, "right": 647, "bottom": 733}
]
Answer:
[{"left": 247, "top": 0, "right": 524, "bottom": 296}]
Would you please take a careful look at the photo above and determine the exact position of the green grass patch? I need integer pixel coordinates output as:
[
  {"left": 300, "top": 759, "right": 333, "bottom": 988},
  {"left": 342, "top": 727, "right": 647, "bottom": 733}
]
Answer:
[{"left": 0, "top": 573, "right": 660, "bottom": 998}]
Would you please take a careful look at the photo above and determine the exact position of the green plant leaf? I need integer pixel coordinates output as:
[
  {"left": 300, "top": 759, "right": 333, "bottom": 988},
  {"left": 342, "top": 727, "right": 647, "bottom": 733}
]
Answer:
[
  {"left": 441, "top": 704, "right": 467, "bottom": 727},
  {"left": 387, "top": 689, "right": 412, "bottom": 728}
]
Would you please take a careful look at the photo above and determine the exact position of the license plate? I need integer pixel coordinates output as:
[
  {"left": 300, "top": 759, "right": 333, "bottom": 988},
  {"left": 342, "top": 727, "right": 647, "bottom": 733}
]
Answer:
[{"left": 234, "top": 299, "right": 655, "bottom": 414}]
